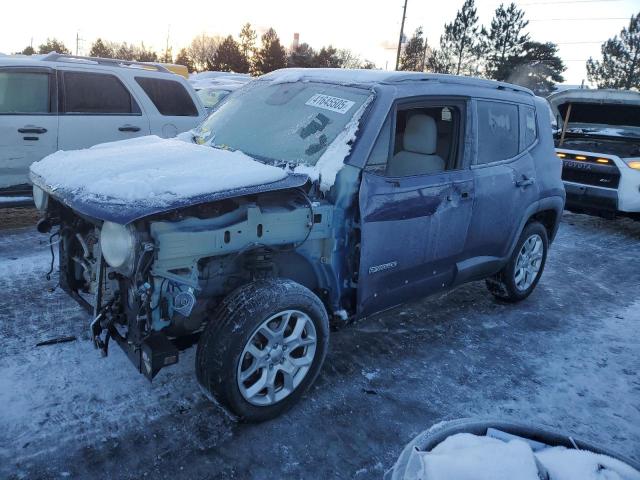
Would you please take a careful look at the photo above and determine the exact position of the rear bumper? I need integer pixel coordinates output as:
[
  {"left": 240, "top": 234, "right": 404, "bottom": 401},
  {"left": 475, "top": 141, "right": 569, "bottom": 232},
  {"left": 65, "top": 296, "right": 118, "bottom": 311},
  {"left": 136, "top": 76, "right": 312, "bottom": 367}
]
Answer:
[{"left": 563, "top": 181, "right": 618, "bottom": 212}]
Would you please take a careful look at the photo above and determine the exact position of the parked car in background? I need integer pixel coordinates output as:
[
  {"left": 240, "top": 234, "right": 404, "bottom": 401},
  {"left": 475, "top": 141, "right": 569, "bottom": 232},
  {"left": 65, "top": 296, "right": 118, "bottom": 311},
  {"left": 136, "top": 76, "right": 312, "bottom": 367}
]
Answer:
[
  {"left": 0, "top": 53, "right": 207, "bottom": 194},
  {"left": 30, "top": 69, "right": 564, "bottom": 422},
  {"left": 549, "top": 89, "right": 640, "bottom": 217},
  {"left": 189, "top": 71, "right": 252, "bottom": 113}
]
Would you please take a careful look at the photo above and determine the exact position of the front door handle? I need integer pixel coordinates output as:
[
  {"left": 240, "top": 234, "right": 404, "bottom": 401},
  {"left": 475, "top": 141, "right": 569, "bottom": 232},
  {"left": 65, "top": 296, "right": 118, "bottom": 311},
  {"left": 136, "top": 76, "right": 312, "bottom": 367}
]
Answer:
[
  {"left": 18, "top": 126, "right": 47, "bottom": 134},
  {"left": 119, "top": 125, "right": 141, "bottom": 132},
  {"left": 515, "top": 176, "right": 535, "bottom": 188}
]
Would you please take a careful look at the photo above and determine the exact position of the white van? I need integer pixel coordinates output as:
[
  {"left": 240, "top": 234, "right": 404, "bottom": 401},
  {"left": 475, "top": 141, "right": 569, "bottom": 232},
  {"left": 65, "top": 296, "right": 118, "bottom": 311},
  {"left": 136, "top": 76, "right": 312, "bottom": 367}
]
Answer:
[{"left": 0, "top": 53, "right": 207, "bottom": 193}]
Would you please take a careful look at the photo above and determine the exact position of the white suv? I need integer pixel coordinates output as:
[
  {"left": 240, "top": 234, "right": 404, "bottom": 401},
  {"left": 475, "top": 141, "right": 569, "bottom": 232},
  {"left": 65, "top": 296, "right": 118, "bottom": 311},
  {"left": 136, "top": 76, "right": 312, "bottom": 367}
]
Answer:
[{"left": 0, "top": 53, "right": 207, "bottom": 193}]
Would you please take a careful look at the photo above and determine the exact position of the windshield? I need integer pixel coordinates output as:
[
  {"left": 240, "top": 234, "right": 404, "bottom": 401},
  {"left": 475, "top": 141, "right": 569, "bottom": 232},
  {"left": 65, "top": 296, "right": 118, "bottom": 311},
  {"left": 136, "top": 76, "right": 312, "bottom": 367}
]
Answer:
[
  {"left": 196, "top": 88, "right": 231, "bottom": 109},
  {"left": 193, "top": 80, "right": 372, "bottom": 166}
]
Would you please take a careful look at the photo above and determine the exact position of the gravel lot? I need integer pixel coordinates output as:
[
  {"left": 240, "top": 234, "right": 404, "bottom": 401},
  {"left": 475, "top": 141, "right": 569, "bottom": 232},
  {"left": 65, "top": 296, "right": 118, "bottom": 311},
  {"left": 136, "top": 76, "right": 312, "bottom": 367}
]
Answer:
[{"left": 0, "top": 209, "right": 639, "bottom": 479}]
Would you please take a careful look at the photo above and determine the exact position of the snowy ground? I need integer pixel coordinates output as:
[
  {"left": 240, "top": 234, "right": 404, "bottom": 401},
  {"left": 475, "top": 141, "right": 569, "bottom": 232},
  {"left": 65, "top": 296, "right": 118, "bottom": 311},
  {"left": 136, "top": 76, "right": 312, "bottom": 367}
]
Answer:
[{"left": 0, "top": 210, "right": 639, "bottom": 479}]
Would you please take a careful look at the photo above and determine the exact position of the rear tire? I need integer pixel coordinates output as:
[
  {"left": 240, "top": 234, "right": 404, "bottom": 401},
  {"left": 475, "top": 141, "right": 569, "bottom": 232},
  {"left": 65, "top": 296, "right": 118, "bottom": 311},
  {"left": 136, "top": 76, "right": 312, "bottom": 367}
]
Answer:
[
  {"left": 486, "top": 221, "right": 548, "bottom": 303},
  {"left": 196, "top": 278, "right": 329, "bottom": 422}
]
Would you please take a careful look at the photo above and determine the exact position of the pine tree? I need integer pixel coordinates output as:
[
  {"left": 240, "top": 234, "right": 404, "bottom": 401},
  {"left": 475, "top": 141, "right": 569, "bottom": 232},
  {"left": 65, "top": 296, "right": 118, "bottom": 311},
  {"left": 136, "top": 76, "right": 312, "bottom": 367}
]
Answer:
[
  {"left": 20, "top": 46, "right": 35, "bottom": 55},
  {"left": 482, "top": 3, "right": 529, "bottom": 80},
  {"left": 587, "top": 12, "right": 640, "bottom": 89},
  {"left": 438, "top": 0, "right": 481, "bottom": 75},
  {"left": 116, "top": 42, "right": 136, "bottom": 61},
  {"left": 399, "top": 27, "right": 426, "bottom": 72},
  {"left": 288, "top": 43, "right": 316, "bottom": 68},
  {"left": 254, "top": 28, "right": 287, "bottom": 75},
  {"left": 160, "top": 46, "right": 173, "bottom": 64},
  {"left": 135, "top": 43, "right": 158, "bottom": 62},
  {"left": 89, "top": 38, "right": 115, "bottom": 58},
  {"left": 175, "top": 48, "right": 195, "bottom": 72},
  {"left": 503, "top": 41, "right": 565, "bottom": 95},
  {"left": 212, "top": 35, "right": 249, "bottom": 72},
  {"left": 313, "top": 46, "right": 341, "bottom": 68},
  {"left": 239, "top": 23, "right": 257, "bottom": 74},
  {"left": 38, "top": 38, "right": 70, "bottom": 54}
]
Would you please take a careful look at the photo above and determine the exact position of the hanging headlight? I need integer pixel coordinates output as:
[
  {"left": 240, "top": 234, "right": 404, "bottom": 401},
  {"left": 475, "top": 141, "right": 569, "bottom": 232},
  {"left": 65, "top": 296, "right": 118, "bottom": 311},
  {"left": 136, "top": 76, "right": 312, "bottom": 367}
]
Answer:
[
  {"left": 32, "top": 185, "right": 49, "bottom": 211},
  {"left": 100, "top": 221, "right": 137, "bottom": 275}
]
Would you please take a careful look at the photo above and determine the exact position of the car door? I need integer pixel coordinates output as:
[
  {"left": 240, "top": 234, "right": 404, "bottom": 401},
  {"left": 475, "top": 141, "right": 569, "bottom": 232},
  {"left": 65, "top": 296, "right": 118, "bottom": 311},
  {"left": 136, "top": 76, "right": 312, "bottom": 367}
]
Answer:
[
  {"left": 132, "top": 76, "right": 203, "bottom": 138},
  {"left": 57, "top": 69, "right": 150, "bottom": 150},
  {"left": 466, "top": 99, "right": 540, "bottom": 261},
  {"left": 0, "top": 66, "right": 58, "bottom": 191},
  {"left": 357, "top": 99, "right": 474, "bottom": 316}
]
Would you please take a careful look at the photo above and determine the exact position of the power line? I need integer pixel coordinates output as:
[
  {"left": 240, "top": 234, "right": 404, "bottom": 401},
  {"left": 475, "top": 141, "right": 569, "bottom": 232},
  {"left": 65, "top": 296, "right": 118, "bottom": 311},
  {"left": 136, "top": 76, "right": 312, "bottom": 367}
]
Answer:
[
  {"left": 530, "top": 17, "right": 628, "bottom": 21},
  {"left": 555, "top": 40, "right": 607, "bottom": 44},
  {"left": 522, "top": 0, "right": 621, "bottom": 5}
]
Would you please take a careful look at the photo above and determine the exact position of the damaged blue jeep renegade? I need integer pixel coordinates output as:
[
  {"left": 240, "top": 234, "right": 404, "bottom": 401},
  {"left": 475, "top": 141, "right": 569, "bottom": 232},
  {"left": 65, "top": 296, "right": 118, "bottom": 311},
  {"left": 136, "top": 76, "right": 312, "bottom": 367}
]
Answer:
[{"left": 30, "top": 69, "right": 565, "bottom": 421}]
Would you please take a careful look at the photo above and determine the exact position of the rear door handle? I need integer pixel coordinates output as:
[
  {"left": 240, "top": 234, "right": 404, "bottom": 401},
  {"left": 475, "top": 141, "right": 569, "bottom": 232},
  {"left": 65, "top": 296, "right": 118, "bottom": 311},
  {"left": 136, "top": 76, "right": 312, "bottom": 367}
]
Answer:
[
  {"left": 515, "top": 176, "right": 535, "bottom": 188},
  {"left": 18, "top": 127, "right": 47, "bottom": 134},
  {"left": 119, "top": 125, "right": 141, "bottom": 132}
]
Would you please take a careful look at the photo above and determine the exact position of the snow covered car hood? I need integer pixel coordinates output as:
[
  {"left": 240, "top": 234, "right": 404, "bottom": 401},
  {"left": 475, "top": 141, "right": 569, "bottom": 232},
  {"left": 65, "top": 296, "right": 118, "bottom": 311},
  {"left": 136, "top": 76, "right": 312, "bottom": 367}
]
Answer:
[{"left": 30, "top": 135, "right": 308, "bottom": 224}]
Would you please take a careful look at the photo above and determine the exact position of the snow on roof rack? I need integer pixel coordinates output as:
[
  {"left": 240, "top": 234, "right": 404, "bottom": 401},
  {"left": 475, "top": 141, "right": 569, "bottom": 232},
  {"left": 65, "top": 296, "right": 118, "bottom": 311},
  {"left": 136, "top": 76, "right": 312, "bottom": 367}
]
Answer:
[{"left": 41, "top": 53, "right": 172, "bottom": 74}]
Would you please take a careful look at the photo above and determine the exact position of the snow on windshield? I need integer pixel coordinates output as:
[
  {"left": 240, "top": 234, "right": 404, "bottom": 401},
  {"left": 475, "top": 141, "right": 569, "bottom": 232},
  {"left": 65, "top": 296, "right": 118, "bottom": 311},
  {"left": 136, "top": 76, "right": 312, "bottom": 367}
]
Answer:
[{"left": 30, "top": 136, "right": 287, "bottom": 206}]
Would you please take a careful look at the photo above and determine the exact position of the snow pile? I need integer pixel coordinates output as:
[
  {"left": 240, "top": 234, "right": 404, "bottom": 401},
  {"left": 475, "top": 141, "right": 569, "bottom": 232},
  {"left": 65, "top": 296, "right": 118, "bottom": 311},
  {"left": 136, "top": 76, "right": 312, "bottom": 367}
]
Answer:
[
  {"left": 403, "top": 434, "right": 539, "bottom": 480},
  {"left": 30, "top": 136, "right": 287, "bottom": 206},
  {"left": 295, "top": 94, "right": 374, "bottom": 192},
  {"left": 401, "top": 433, "right": 640, "bottom": 480},
  {"left": 263, "top": 68, "right": 395, "bottom": 86}
]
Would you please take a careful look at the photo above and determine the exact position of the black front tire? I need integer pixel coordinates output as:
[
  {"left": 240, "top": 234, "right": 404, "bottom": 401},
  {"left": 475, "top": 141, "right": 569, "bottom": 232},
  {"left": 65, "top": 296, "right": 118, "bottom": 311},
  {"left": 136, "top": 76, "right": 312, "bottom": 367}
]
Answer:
[
  {"left": 196, "top": 278, "right": 329, "bottom": 422},
  {"left": 486, "top": 221, "right": 549, "bottom": 303}
]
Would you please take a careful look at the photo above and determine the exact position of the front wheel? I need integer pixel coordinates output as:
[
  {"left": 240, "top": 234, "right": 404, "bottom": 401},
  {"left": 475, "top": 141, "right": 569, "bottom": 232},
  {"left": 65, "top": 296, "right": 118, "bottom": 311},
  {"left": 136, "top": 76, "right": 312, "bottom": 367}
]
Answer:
[
  {"left": 486, "top": 221, "right": 549, "bottom": 303},
  {"left": 196, "top": 279, "right": 329, "bottom": 422}
]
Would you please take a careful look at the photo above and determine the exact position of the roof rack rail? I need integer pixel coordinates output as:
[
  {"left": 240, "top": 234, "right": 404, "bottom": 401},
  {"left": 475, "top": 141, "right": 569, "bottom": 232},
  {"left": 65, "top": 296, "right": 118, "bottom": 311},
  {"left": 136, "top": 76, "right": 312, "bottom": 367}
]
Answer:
[{"left": 41, "top": 53, "right": 172, "bottom": 74}]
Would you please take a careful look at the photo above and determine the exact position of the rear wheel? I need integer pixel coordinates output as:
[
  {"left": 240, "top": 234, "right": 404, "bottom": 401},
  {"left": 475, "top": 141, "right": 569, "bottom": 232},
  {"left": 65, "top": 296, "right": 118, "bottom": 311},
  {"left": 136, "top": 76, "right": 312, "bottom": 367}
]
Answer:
[
  {"left": 486, "top": 221, "right": 548, "bottom": 303},
  {"left": 196, "top": 279, "right": 329, "bottom": 422}
]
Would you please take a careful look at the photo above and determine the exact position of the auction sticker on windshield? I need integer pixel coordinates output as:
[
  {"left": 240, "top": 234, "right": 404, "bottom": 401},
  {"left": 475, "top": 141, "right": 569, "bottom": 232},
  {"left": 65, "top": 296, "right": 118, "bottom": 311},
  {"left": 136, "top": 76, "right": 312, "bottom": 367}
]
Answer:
[{"left": 306, "top": 94, "right": 355, "bottom": 114}]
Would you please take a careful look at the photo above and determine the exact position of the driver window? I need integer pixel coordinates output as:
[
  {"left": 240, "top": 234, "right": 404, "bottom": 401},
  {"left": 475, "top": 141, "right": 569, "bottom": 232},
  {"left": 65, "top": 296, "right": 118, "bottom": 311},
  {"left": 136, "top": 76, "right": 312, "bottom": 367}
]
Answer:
[{"left": 366, "top": 104, "right": 461, "bottom": 177}]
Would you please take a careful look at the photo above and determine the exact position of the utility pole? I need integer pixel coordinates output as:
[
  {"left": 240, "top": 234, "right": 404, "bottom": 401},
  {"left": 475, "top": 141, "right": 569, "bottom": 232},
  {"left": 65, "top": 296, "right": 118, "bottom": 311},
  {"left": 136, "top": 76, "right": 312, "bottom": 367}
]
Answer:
[
  {"left": 75, "top": 32, "right": 84, "bottom": 55},
  {"left": 165, "top": 25, "right": 171, "bottom": 63},
  {"left": 395, "top": 0, "right": 408, "bottom": 70}
]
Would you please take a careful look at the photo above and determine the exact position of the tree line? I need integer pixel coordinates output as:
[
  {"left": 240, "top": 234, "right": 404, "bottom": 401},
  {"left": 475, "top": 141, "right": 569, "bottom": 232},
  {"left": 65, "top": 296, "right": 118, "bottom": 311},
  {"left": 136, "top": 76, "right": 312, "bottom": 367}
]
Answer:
[
  {"left": 16, "top": 7, "right": 639, "bottom": 92},
  {"left": 399, "top": 1, "right": 639, "bottom": 93},
  {"left": 17, "top": 24, "right": 375, "bottom": 76}
]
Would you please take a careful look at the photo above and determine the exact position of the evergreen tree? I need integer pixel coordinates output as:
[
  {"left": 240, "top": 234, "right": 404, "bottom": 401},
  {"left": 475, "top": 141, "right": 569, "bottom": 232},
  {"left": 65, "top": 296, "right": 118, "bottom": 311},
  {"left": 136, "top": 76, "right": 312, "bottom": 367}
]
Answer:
[
  {"left": 175, "top": 48, "right": 194, "bottom": 72},
  {"left": 587, "top": 12, "right": 640, "bottom": 89},
  {"left": 239, "top": 23, "right": 257, "bottom": 74},
  {"left": 89, "top": 38, "right": 115, "bottom": 58},
  {"left": 116, "top": 42, "right": 136, "bottom": 61},
  {"left": 313, "top": 45, "right": 341, "bottom": 68},
  {"left": 212, "top": 35, "right": 249, "bottom": 72},
  {"left": 38, "top": 38, "right": 70, "bottom": 54},
  {"left": 425, "top": 48, "right": 453, "bottom": 74},
  {"left": 288, "top": 43, "right": 316, "bottom": 68},
  {"left": 160, "top": 46, "right": 173, "bottom": 64},
  {"left": 135, "top": 43, "right": 158, "bottom": 62},
  {"left": 399, "top": 27, "right": 426, "bottom": 72},
  {"left": 438, "top": 0, "right": 481, "bottom": 75},
  {"left": 482, "top": 3, "right": 529, "bottom": 80},
  {"left": 20, "top": 46, "right": 35, "bottom": 55},
  {"left": 503, "top": 41, "right": 565, "bottom": 95},
  {"left": 254, "top": 28, "right": 287, "bottom": 75}
]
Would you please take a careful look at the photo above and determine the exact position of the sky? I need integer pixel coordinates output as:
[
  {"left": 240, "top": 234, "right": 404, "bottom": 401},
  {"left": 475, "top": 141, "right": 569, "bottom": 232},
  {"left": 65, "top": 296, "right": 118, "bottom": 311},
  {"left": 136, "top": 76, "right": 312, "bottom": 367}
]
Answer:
[{"left": 0, "top": 0, "right": 638, "bottom": 85}]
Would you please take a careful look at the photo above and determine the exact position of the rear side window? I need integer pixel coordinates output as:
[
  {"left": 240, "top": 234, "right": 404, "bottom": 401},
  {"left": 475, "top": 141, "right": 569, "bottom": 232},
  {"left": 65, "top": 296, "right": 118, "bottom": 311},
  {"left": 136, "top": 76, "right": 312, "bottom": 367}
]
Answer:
[
  {"left": 63, "top": 72, "right": 140, "bottom": 114},
  {"left": 135, "top": 77, "right": 198, "bottom": 116},
  {"left": 0, "top": 71, "right": 50, "bottom": 114},
  {"left": 521, "top": 106, "right": 537, "bottom": 149},
  {"left": 476, "top": 100, "right": 519, "bottom": 164}
]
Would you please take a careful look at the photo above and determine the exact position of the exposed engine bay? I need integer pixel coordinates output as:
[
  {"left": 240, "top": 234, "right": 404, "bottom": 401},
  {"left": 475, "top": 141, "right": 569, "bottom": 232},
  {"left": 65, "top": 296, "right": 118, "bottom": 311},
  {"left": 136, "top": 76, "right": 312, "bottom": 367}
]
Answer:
[{"left": 50, "top": 188, "right": 344, "bottom": 380}]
